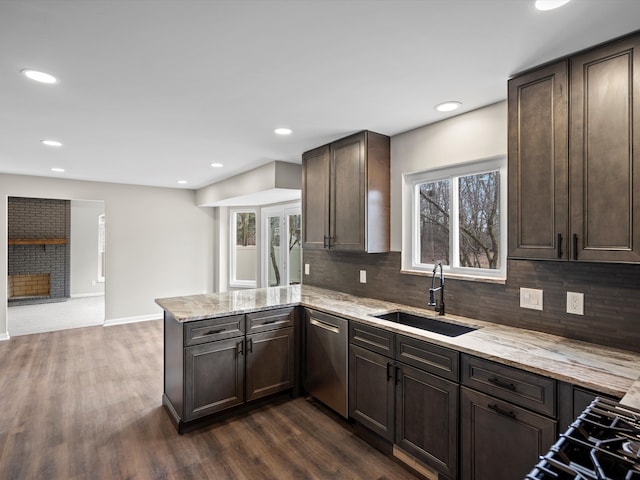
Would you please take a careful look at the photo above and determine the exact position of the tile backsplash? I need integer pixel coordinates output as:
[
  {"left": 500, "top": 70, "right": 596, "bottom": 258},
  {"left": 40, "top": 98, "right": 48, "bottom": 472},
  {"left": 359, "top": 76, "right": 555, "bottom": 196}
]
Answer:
[{"left": 303, "top": 250, "right": 640, "bottom": 353}]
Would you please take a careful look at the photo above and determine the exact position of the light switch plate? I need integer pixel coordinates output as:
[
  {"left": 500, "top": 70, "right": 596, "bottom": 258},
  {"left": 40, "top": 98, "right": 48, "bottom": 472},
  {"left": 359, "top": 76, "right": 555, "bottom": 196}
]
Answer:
[
  {"left": 520, "top": 287, "right": 543, "bottom": 311},
  {"left": 567, "top": 292, "right": 584, "bottom": 315},
  {"left": 359, "top": 270, "right": 367, "bottom": 283},
  {"left": 304, "top": 263, "right": 310, "bottom": 275}
]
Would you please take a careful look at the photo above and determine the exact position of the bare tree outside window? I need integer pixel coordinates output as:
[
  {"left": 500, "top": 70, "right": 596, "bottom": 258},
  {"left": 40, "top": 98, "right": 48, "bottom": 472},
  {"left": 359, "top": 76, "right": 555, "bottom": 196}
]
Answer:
[
  {"left": 418, "top": 170, "right": 500, "bottom": 270},
  {"left": 236, "top": 212, "right": 256, "bottom": 246},
  {"left": 458, "top": 172, "right": 500, "bottom": 269},
  {"left": 419, "top": 180, "right": 450, "bottom": 265}
]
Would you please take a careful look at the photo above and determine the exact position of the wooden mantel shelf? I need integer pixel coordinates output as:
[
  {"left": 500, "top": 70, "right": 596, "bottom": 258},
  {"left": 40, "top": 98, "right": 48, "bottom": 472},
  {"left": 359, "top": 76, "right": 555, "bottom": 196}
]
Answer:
[{"left": 8, "top": 238, "right": 68, "bottom": 245}]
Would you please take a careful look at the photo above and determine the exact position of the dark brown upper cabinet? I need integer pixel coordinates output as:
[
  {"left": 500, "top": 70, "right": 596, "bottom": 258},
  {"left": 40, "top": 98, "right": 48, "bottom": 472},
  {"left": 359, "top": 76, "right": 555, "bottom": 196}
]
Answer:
[
  {"left": 569, "top": 35, "right": 640, "bottom": 262},
  {"left": 302, "top": 131, "right": 390, "bottom": 253},
  {"left": 508, "top": 32, "right": 640, "bottom": 262},
  {"left": 508, "top": 61, "right": 569, "bottom": 260}
]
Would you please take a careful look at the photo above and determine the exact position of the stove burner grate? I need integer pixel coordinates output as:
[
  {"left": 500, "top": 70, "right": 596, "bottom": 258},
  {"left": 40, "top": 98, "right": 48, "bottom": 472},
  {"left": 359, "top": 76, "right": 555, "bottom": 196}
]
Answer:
[{"left": 526, "top": 398, "right": 640, "bottom": 480}]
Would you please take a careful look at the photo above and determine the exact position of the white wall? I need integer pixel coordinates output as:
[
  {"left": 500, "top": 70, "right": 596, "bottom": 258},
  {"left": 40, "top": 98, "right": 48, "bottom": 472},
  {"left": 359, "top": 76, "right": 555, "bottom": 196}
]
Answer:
[
  {"left": 0, "top": 174, "right": 215, "bottom": 337},
  {"left": 390, "top": 101, "right": 507, "bottom": 251},
  {"left": 71, "top": 200, "right": 105, "bottom": 297}
]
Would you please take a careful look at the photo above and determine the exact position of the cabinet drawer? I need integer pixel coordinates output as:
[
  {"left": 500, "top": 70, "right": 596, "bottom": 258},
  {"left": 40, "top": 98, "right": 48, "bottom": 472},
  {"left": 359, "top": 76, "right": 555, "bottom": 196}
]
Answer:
[
  {"left": 461, "top": 355, "right": 556, "bottom": 417},
  {"left": 396, "top": 335, "right": 459, "bottom": 382},
  {"left": 349, "top": 321, "right": 395, "bottom": 357},
  {"left": 184, "top": 314, "right": 245, "bottom": 346},
  {"left": 246, "top": 307, "right": 295, "bottom": 334}
]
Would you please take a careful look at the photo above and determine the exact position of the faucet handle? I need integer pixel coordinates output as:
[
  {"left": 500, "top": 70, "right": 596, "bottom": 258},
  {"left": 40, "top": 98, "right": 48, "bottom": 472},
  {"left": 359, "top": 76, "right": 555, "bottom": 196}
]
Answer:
[{"left": 428, "top": 288, "right": 436, "bottom": 306}]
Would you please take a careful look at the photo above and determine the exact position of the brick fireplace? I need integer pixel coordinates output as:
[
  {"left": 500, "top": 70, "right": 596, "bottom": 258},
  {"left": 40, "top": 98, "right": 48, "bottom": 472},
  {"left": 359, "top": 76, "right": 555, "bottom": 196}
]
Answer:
[{"left": 8, "top": 197, "right": 71, "bottom": 306}]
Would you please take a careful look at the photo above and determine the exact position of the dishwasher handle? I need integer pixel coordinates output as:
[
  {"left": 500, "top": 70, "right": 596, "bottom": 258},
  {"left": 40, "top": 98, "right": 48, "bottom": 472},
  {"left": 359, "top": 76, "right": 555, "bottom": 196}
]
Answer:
[{"left": 309, "top": 317, "right": 341, "bottom": 334}]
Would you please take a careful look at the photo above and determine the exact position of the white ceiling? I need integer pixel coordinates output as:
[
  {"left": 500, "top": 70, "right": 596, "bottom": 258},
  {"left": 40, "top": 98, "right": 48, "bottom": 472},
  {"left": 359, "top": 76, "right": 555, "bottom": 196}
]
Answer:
[{"left": 1, "top": 0, "right": 639, "bottom": 190}]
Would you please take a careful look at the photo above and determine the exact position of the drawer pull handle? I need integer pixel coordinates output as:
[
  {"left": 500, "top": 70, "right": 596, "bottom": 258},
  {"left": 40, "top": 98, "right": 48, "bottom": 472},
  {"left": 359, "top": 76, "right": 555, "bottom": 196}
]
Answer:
[
  {"left": 488, "top": 377, "right": 516, "bottom": 391},
  {"left": 247, "top": 338, "right": 253, "bottom": 353},
  {"left": 237, "top": 340, "right": 244, "bottom": 357},
  {"left": 262, "top": 320, "right": 278, "bottom": 325},
  {"left": 204, "top": 329, "right": 225, "bottom": 336},
  {"left": 395, "top": 365, "right": 401, "bottom": 385},
  {"left": 386, "top": 363, "right": 392, "bottom": 381},
  {"left": 489, "top": 404, "right": 517, "bottom": 419}
]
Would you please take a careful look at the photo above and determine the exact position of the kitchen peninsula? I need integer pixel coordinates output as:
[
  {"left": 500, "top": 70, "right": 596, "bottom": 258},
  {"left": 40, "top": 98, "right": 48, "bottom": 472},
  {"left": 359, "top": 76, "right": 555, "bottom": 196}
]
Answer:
[
  {"left": 157, "top": 284, "right": 640, "bottom": 414},
  {"left": 157, "top": 285, "right": 640, "bottom": 478}
]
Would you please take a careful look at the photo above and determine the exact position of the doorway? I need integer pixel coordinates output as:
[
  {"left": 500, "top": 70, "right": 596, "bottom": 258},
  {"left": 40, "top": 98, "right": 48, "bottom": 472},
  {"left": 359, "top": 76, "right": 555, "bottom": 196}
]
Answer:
[
  {"left": 7, "top": 197, "right": 106, "bottom": 336},
  {"left": 262, "top": 203, "right": 301, "bottom": 287}
]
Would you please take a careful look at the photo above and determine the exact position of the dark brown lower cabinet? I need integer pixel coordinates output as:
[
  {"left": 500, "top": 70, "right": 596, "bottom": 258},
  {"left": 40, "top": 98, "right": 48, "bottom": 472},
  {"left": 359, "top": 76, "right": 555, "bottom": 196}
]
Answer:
[
  {"left": 396, "top": 364, "right": 458, "bottom": 479},
  {"left": 246, "top": 327, "right": 295, "bottom": 402},
  {"left": 163, "top": 308, "right": 298, "bottom": 432},
  {"left": 349, "top": 331, "right": 459, "bottom": 479},
  {"left": 349, "top": 344, "right": 394, "bottom": 441},
  {"left": 184, "top": 337, "right": 245, "bottom": 421},
  {"left": 460, "top": 387, "right": 556, "bottom": 480}
]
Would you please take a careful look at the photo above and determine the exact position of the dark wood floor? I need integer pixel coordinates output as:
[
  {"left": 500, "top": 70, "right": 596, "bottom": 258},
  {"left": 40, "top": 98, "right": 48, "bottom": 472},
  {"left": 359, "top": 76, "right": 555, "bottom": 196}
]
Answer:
[{"left": 0, "top": 320, "right": 420, "bottom": 479}]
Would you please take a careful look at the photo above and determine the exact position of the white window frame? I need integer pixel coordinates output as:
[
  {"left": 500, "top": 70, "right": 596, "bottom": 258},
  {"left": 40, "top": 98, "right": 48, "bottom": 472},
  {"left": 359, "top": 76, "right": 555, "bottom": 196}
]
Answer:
[
  {"left": 229, "top": 208, "right": 258, "bottom": 288},
  {"left": 97, "top": 214, "right": 105, "bottom": 283},
  {"left": 401, "top": 156, "right": 507, "bottom": 281}
]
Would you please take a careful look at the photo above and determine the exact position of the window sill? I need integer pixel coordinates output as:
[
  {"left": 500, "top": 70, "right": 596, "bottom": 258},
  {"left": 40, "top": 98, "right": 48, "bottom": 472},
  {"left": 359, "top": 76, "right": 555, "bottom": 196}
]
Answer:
[{"left": 400, "top": 269, "right": 506, "bottom": 285}]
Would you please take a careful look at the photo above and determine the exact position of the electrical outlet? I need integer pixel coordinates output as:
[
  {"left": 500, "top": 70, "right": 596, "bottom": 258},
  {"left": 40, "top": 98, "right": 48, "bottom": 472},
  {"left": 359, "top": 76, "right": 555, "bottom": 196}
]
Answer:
[
  {"left": 520, "top": 287, "right": 543, "bottom": 311},
  {"left": 304, "top": 264, "right": 310, "bottom": 275},
  {"left": 359, "top": 270, "right": 367, "bottom": 283},
  {"left": 567, "top": 292, "right": 584, "bottom": 315}
]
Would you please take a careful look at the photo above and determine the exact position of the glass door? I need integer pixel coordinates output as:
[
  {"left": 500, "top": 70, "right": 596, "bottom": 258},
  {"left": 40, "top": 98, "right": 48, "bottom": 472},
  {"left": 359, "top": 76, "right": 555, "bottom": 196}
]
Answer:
[
  {"left": 287, "top": 210, "right": 302, "bottom": 285},
  {"left": 262, "top": 203, "right": 301, "bottom": 287}
]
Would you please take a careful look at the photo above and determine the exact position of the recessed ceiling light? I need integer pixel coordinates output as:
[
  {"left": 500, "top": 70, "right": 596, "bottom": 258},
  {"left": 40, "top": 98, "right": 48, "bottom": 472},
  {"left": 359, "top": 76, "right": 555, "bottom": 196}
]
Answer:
[
  {"left": 435, "top": 101, "right": 462, "bottom": 112},
  {"left": 274, "top": 128, "right": 292, "bottom": 135},
  {"left": 535, "top": 0, "right": 570, "bottom": 11},
  {"left": 51, "top": 167, "right": 65, "bottom": 173},
  {"left": 177, "top": 180, "right": 188, "bottom": 185},
  {"left": 41, "top": 139, "right": 63, "bottom": 147},
  {"left": 21, "top": 69, "right": 57, "bottom": 84},
  {"left": 210, "top": 162, "right": 224, "bottom": 168}
]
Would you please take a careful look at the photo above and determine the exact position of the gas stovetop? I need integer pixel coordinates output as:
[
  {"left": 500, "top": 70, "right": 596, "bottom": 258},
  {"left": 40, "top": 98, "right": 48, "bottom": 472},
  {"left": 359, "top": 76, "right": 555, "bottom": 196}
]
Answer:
[{"left": 527, "top": 397, "right": 640, "bottom": 480}]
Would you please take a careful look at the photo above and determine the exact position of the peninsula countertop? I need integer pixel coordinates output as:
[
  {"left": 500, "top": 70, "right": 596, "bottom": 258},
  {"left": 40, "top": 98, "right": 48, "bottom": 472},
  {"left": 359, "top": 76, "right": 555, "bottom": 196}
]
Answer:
[{"left": 156, "top": 284, "right": 640, "bottom": 408}]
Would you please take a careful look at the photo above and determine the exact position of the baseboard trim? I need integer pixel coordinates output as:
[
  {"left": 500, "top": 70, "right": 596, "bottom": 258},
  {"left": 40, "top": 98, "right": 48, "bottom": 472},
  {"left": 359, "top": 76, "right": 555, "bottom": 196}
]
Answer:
[
  {"left": 0, "top": 332, "right": 10, "bottom": 342},
  {"left": 392, "top": 446, "right": 439, "bottom": 480},
  {"left": 103, "top": 314, "right": 161, "bottom": 327},
  {"left": 71, "top": 292, "right": 105, "bottom": 299}
]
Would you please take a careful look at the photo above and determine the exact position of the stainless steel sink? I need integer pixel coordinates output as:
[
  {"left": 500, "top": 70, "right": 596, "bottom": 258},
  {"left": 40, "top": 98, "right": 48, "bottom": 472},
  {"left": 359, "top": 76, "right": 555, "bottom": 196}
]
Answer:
[{"left": 372, "top": 311, "right": 477, "bottom": 337}]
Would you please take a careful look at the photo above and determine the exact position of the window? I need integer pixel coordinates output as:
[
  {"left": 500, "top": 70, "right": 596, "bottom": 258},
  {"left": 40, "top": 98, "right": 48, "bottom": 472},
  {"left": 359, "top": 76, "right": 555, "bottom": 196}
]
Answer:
[
  {"left": 402, "top": 156, "right": 507, "bottom": 280},
  {"left": 98, "top": 214, "right": 105, "bottom": 283},
  {"left": 230, "top": 209, "right": 257, "bottom": 288}
]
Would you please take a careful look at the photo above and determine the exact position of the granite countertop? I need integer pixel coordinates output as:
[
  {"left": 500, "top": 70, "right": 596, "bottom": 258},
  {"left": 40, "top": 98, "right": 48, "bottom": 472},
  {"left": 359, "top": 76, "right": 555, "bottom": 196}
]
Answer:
[{"left": 156, "top": 284, "right": 640, "bottom": 408}]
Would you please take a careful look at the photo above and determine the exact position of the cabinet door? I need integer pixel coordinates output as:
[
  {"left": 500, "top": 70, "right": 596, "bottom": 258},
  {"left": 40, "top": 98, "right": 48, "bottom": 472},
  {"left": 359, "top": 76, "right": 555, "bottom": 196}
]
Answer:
[
  {"left": 460, "top": 387, "right": 556, "bottom": 480},
  {"left": 570, "top": 35, "right": 640, "bottom": 262},
  {"left": 184, "top": 338, "right": 245, "bottom": 421},
  {"left": 508, "top": 61, "right": 569, "bottom": 260},
  {"left": 395, "top": 363, "right": 459, "bottom": 479},
  {"left": 246, "top": 327, "right": 295, "bottom": 402},
  {"left": 302, "top": 145, "right": 330, "bottom": 250},
  {"left": 330, "top": 132, "right": 366, "bottom": 251},
  {"left": 349, "top": 345, "right": 394, "bottom": 441}
]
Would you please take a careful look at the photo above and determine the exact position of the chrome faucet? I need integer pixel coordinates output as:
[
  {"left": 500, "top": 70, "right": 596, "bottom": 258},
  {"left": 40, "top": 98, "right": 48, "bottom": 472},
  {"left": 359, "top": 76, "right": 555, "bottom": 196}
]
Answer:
[{"left": 428, "top": 261, "right": 445, "bottom": 315}]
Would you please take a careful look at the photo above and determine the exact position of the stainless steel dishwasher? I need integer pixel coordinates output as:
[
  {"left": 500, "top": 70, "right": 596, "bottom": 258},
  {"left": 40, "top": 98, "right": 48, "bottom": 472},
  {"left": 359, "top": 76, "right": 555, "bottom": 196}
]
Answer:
[{"left": 303, "top": 308, "right": 348, "bottom": 418}]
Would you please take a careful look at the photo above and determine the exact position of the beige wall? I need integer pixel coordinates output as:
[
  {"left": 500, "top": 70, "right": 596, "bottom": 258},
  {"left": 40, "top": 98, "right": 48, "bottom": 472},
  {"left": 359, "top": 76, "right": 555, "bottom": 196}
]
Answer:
[
  {"left": 1, "top": 174, "right": 215, "bottom": 337},
  {"left": 390, "top": 101, "right": 507, "bottom": 251}
]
